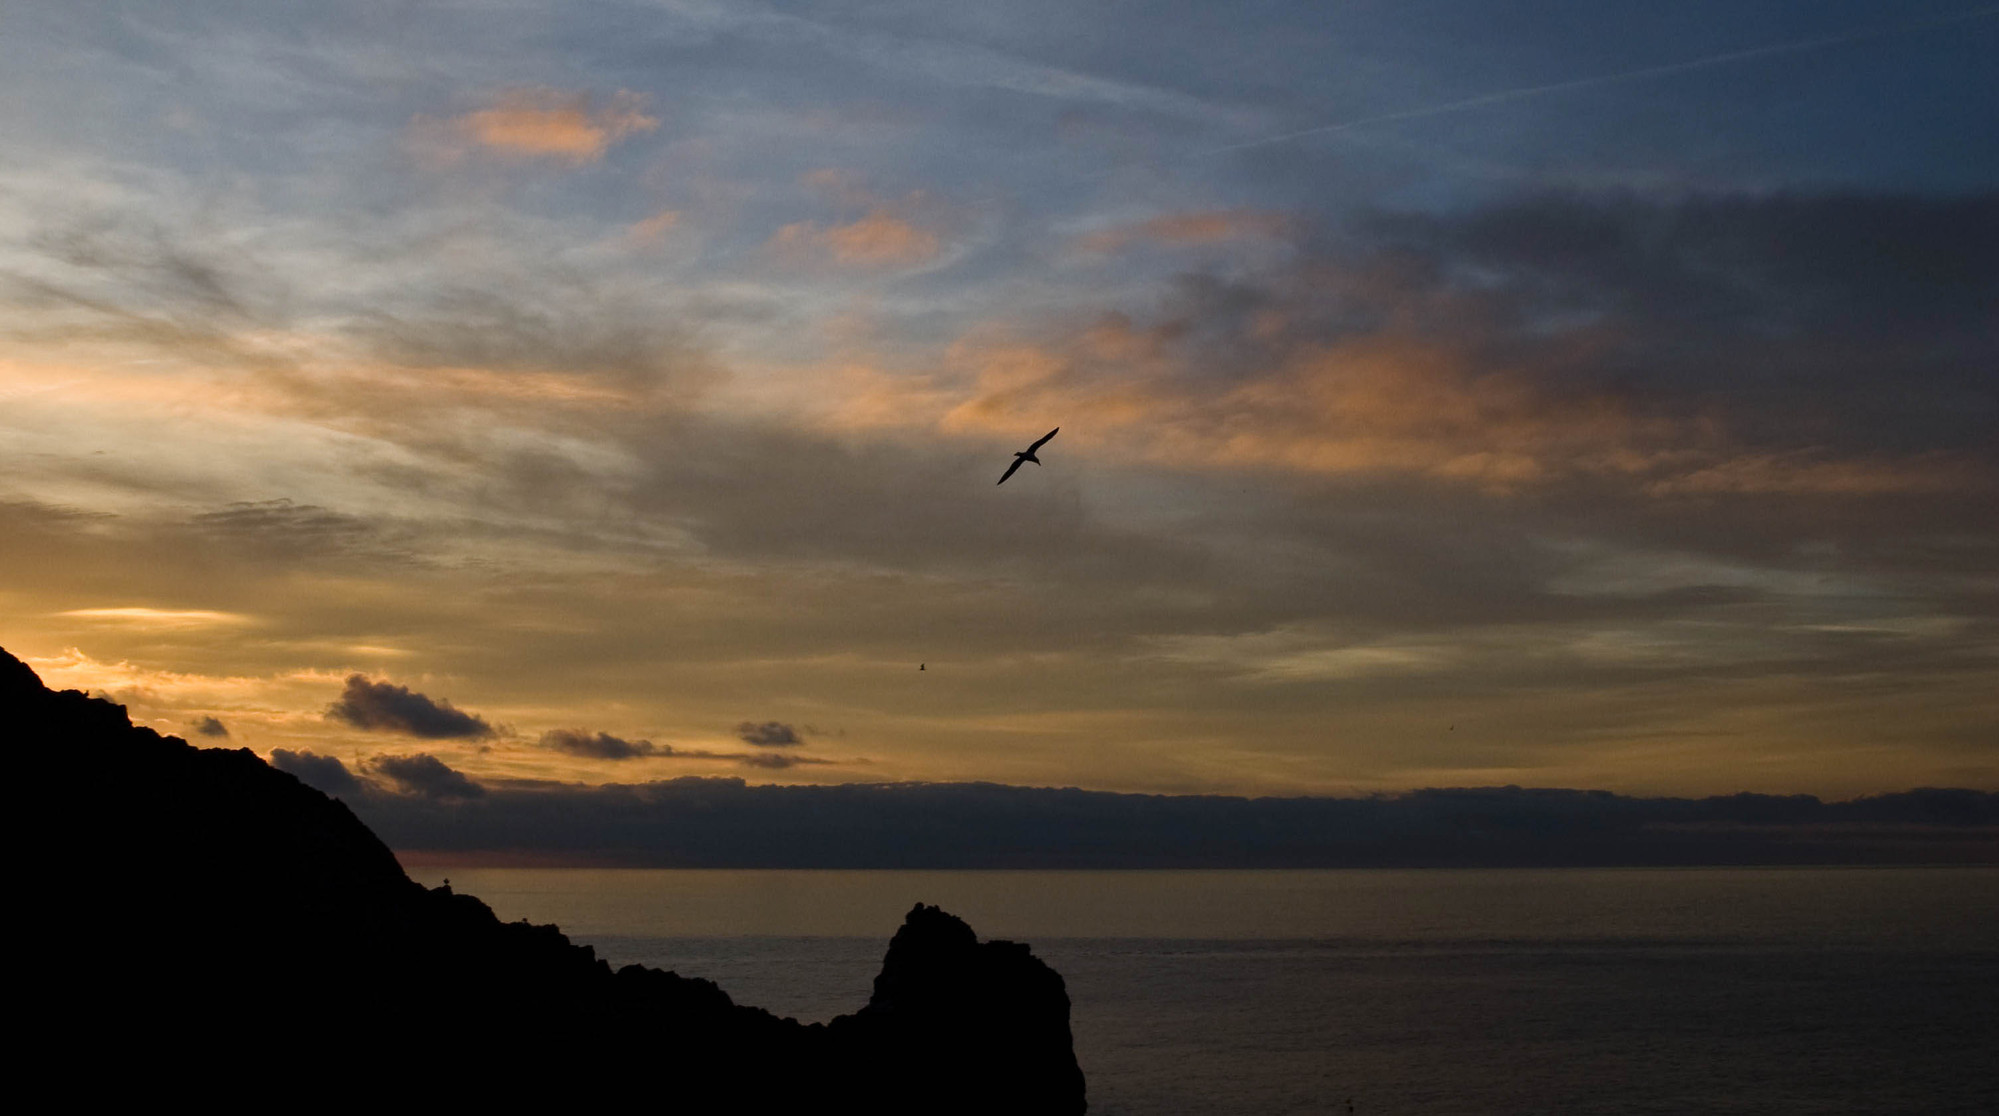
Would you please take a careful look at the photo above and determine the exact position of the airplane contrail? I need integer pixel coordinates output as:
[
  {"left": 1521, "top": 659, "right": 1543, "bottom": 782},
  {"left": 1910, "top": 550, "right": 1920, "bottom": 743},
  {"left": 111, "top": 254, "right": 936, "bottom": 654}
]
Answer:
[{"left": 1202, "top": 4, "right": 1999, "bottom": 157}]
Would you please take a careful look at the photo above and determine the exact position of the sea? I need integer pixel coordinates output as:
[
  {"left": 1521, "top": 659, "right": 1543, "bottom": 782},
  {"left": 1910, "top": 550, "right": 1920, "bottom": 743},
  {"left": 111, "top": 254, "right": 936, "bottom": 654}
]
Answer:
[{"left": 404, "top": 867, "right": 1999, "bottom": 1115}]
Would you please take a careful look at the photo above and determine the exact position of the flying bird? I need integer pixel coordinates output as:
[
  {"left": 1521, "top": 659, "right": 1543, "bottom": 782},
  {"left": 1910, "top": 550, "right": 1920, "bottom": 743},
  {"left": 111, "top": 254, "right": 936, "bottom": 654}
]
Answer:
[{"left": 997, "top": 427, "right": 1059, "bottom": 485}]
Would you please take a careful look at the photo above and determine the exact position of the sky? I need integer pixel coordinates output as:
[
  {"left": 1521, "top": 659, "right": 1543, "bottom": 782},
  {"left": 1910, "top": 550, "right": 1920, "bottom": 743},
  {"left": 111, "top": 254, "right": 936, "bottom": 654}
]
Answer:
[{"left": 3, "top": 0, "right": 1995, "bottom": 801}]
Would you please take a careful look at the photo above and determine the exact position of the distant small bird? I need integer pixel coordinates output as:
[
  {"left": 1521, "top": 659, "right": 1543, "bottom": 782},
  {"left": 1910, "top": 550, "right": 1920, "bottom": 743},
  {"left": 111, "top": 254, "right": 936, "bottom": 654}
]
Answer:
[
  {"left": 997, "top": 427, "right": 1059, "bottom": 485},
  {"left": 919, "top": 663, "right": 925, "bottom": 671}
]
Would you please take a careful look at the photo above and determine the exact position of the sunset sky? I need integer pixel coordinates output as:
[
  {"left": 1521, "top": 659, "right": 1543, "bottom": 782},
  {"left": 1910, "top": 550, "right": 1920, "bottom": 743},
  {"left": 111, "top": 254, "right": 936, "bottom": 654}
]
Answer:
[{"left": 4, "top": 0, "right": 1995, "bottom": 800}]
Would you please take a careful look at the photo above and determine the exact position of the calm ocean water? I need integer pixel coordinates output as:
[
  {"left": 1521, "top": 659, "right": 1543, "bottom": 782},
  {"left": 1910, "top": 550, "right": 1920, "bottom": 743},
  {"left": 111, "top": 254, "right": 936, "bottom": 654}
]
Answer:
[{"left": 406, "top": 867, "right": 1999, "bottom": 1115}]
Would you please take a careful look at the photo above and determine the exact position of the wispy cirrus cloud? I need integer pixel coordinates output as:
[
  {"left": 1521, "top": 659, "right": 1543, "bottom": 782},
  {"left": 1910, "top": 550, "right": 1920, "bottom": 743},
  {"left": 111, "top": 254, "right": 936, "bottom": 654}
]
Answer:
[
  {"left": 58, "top": 607, "right": 252, "bottom": 628},
  {"left": 608, "top": 2, "right": 1254, "bottom": 129}
]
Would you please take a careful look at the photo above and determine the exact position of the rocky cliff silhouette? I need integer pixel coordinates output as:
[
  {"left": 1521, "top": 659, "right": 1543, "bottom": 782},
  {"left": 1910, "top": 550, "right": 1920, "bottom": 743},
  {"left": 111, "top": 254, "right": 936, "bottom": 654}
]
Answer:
[{"left": 8, "top": 647, "right": 1084, "bottom": 1110}]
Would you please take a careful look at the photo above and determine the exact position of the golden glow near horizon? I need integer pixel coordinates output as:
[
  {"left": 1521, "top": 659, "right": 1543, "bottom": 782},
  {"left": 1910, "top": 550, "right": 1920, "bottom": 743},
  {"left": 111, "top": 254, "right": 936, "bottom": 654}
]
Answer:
[{"left": 2, "top": 3, "right": 1994, "bottom": 799}]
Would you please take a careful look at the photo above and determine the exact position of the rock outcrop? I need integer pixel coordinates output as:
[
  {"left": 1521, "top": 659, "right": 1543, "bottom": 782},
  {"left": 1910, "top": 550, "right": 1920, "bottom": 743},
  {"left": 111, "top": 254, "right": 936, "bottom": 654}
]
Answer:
[{"left": 8, "top": 647, "right": 1083, "bottom": 1111}]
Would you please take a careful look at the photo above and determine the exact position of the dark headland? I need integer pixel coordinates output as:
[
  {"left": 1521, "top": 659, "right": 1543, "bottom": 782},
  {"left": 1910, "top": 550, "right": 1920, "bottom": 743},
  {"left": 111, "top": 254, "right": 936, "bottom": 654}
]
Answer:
[{"left": 8, "top": 647, "right": 1085, "bottom": 1111}]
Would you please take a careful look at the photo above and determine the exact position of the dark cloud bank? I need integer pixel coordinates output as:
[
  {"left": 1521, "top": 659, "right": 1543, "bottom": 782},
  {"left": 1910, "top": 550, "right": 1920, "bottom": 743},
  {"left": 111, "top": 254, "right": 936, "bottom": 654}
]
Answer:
[
  {"left": 366, "top": 752, "right": 486, "bottom": 799},
  {"left": 269, "top": 751, "right": 1995, "bottom": 868},
  {"left": 737, "top": 721, "right": 802, "bottom": 747},
  {"left": 541, "top": 727, "right": 661, "bottom": 760},
  {"left": 537, "top": 727, "right": 825, "bottom": 768},
  {"left": 325, "top": 675, "right": 494, "bottom": 739}
]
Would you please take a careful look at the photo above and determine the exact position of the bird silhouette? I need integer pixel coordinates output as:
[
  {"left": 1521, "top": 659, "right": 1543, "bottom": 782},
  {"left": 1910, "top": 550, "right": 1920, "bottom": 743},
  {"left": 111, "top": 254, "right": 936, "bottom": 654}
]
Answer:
[{"left": 997, "top": 427, "right": 1059, "bottom": 485}]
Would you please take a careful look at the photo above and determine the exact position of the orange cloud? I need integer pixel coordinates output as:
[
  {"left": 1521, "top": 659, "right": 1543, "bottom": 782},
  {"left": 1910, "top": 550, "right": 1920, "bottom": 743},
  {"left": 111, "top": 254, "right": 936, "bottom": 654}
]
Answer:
[
  {"left": 951, "top": 330, "right": 1671, "bottom": 492},
  {"left": 765, "top": 173, "right": 949, "bottom": 269},
  {"left": 411, "top": 88, "right": 659, "bottom": 165},
  {"left": 932, "top": 318, "right": 1978, "bottom": 498},
  {"left": 942, "top": 331, "right": 1613, "bottom": 486},
  {"left": 1075, "top": 210, "right": 1293, "bottom": 254},
  {"left": 769, "top": 209, "right": 942, "bottom": 268},
  {"left": 23, "top": 648, "right": 343, "bottom": 714},
  {"left": 630, "top": 209, "right": 682, "bottom": 244}
]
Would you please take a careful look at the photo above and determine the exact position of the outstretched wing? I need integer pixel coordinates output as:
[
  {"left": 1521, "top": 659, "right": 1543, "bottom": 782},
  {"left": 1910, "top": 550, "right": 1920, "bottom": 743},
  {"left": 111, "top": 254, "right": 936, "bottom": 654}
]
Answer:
[
  {"left": 1027, "top": 427, "right": 1060, "bottom": 453},
  {"left": 996, "top": 456, "right": 1026, "bottom": 485}
]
